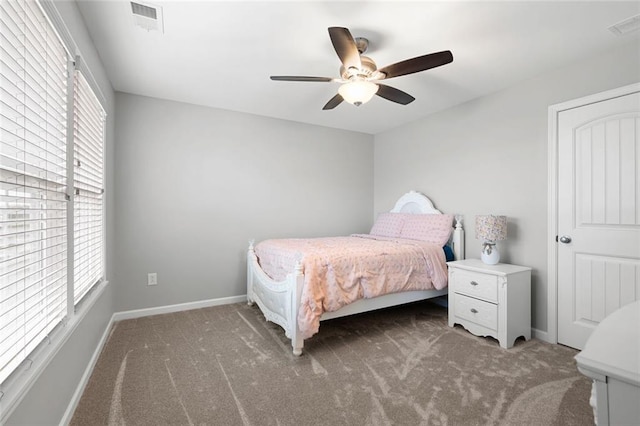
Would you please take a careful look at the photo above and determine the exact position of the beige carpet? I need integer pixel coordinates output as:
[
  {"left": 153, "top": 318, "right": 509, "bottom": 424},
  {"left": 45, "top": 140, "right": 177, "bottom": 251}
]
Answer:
[{"left": 71, "top": 300, "right": 593, "bottom": 425}]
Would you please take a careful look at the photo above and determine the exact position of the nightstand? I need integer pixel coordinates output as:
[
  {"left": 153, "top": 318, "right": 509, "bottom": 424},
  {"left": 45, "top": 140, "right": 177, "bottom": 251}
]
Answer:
[{"left": 447, "top": 259, "right": 531, "bottom": 349}]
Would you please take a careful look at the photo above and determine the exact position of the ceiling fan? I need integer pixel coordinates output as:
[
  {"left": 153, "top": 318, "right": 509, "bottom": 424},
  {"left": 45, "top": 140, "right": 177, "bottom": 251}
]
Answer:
[{"left": 270, "top": 27, "right": 453, "bottom": 110}]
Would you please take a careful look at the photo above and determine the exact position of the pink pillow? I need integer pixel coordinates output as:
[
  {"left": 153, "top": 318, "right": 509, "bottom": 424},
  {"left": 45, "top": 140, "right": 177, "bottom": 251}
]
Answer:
[
  {"left": 399, "top": 214, "right": 454, "bottom": 246},
  {"left": 370, "top": 212, "right": 406, "bottom": 238}
]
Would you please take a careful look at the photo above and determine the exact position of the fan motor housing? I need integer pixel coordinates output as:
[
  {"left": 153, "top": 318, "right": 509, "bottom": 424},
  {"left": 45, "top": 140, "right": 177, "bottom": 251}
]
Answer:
[{"left": 340, "top": 56, "right": 382, "bottom": 80}]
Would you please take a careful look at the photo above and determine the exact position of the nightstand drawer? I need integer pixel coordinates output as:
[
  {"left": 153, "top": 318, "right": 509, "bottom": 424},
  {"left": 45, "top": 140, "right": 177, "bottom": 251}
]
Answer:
[
  {"left": 451, "top": 270, "right": 498, "bottom": 302},
  {"left": 454, "top": 293, "right": 498, "bottom": 330}
]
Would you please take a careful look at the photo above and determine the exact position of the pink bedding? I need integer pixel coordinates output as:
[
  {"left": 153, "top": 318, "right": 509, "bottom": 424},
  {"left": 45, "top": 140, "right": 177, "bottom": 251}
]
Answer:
[{"left": 254, "top": 234, "right": 448, "bottom": 339}]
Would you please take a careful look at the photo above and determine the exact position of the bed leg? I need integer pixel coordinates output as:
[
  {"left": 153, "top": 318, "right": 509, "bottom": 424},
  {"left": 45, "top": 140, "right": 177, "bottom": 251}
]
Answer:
[{"left": 291, "top": 324, "right": 304, "bottom": 356}]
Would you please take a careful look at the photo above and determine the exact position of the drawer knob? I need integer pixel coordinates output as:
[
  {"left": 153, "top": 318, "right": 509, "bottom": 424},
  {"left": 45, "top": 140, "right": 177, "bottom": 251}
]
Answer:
[
  {"left": 470, "top": 281, "right": 479, "bottom": 286},
  {"left": 470, "top": 308, "right": 478, "bottom": 314}
]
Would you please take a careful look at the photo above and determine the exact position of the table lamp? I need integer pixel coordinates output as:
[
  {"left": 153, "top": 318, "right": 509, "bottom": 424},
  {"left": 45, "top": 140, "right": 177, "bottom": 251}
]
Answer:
[{"left": 475, "top": 215, "right": 507, "bottom": 265}]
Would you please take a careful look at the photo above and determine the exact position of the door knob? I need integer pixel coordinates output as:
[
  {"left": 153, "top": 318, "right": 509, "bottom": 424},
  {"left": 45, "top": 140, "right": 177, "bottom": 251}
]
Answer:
[{"left": 559, "top": 235, "right": 572, "bottom": 244}]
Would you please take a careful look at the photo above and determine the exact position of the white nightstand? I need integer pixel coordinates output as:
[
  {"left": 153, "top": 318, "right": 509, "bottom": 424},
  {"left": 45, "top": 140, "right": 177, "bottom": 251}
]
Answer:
[{"left": 447, "top": 259, "right": 531, "bottom": 349}]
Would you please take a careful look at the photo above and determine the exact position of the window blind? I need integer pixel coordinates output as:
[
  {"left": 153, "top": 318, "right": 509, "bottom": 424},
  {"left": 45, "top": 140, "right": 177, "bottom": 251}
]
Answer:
[
  {"left": 0, "top": 0, "right": 69, "bottom": 384},
  {"left": 72, "top": 71, "right": 104, "bottom": 303}
]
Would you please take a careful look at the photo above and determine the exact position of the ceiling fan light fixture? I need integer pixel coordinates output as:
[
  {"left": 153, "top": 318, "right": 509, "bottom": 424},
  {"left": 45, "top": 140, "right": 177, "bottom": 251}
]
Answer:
[
  {"left": 270, "top": 27, "right": 453, "bottom": 109},
  {"left": 338, "top": 80, "right": 379, "bottom": 106}
]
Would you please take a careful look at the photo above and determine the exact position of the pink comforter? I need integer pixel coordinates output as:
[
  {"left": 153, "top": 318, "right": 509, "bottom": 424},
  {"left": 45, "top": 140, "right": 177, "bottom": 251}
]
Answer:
[{"left": 254, "top": 234, "right": 448, "bottom": 339}]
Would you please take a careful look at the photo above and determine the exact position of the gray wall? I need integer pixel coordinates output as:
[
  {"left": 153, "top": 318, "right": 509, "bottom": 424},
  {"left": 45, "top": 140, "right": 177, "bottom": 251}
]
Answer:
[
  {"left": 6, "top": 6, "right": 638, "bottom": 423},
  {"left": 6, "top": 0, "right": 116, "bottom": 424},
  {"left": 374, "top": 40, "right": 640, "bottom": 334},
  {"left": 113, "top": 93, "right": 374, "bottom": 311}
]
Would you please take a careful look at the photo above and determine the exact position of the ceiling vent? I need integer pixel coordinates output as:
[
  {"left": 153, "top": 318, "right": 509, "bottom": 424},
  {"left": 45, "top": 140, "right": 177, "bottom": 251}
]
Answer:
[
  {"left": 608, "top": 14, "right": 640, "bottom": 36},
  {"left": 131, "top": 1, "right": 164, "bottom": 33}
]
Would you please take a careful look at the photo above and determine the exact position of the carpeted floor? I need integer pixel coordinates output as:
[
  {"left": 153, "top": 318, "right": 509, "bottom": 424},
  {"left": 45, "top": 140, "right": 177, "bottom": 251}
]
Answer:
[{"left": 71, "top": 300, "right": 593, "bottom": 425}]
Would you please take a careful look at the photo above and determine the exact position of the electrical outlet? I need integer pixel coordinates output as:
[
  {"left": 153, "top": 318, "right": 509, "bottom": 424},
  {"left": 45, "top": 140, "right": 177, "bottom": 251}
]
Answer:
[{"left": 147, "top": 272, "right": 158, "bottom": 286}]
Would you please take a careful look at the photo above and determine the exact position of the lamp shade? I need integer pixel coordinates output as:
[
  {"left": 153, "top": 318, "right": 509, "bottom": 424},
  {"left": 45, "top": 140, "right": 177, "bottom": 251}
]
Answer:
[
  {"left": 338, "top": 80, "right": 378, "bottom": 106},
  {"left": 475, "top": 215, "right": 507, "bottom": 242}
]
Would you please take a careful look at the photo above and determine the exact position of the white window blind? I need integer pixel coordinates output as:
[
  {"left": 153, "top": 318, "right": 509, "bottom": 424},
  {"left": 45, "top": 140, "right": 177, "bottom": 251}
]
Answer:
[
  {"left": 0, "top": 0, "right": 69, "bottom": 384},
  {"left": 72, "top": 71, "right": 104, "bottom": 303}
]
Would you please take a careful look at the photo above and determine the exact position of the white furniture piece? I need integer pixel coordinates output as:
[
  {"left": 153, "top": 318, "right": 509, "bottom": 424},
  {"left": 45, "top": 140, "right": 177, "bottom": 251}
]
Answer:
[
  {"left": 447, "top": 259, "right": 531, "bottom": 349},
  {"left": 247, "top": 190, "right": 464, "bottom": 355},
  {"left": 575, "top": 300, "right": 640, "bottom": 426}
]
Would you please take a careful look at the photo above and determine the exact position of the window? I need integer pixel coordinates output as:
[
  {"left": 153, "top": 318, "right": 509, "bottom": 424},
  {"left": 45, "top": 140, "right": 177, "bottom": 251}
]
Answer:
[
  {"left": 73, "top": 71, "right": 104, "bottom": 303},
  {"left": 0, "top": 0, "right": 106, "bottom": 386},
  {"left": 0, "top": 0, "right": 69, "bottom": 385}
]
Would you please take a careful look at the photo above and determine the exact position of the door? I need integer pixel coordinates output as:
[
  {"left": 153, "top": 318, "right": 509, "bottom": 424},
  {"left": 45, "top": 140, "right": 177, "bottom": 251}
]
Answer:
[{"left": 557, "top": 91, "right": 640, "bottom": 349}]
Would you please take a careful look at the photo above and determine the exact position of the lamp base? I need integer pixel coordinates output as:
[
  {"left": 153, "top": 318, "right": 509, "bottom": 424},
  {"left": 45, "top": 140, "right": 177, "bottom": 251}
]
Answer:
[{"left": 481, "top": 243, "right": 500, "bottom": 265}]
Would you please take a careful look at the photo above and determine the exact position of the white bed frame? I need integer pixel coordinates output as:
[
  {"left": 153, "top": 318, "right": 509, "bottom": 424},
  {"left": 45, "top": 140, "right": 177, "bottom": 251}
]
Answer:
[{"left": 247, "top": 191, "right": 464, "bottom": 355}]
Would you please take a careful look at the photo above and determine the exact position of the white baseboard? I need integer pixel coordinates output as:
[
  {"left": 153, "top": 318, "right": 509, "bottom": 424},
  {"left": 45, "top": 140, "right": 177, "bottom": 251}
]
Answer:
[
  {"left": 532, "top": 327, "right": 552, "bottom": 344},
  {"left": 61, "top": 294, "right": 247, "bottom": 425},
  {"left": 59, "top": 312, "right": 115, "bottom": 426},
  {"left": 112, "top": 295, "right": 248, "bottom": 322}
]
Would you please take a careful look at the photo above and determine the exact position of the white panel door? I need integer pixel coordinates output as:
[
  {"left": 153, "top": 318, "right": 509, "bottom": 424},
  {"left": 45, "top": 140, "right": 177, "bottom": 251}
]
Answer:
[{"left": 557, "top": 91, "right": 640, "bottom": 349}]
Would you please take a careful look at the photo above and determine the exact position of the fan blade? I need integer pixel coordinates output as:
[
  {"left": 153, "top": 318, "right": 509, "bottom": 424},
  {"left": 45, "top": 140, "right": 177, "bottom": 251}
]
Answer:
[
  {"left": 322, "top": 93, "right": 344, "bottom": 110},
  {"left": 375, "top": 84, "right": 415, "bottom": 105},
  {"left": 270, "top": 76, "right": 334, "bottom": 82},
  {"left": 328, "top": 27, "right": 361, "bottom": 71},
  {"left": 378, "top": 50, "right": 453, "bottom": 79}
]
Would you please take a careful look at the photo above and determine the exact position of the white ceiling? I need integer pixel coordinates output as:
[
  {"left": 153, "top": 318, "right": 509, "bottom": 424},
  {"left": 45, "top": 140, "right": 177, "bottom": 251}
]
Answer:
[{"left": 75, "top": 0, "right": 640, "bottom": 134}]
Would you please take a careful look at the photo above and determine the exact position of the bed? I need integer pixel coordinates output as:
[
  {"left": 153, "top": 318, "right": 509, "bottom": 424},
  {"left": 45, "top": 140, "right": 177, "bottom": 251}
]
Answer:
[{"left": 246, "top": 191, "right": 464, "bottom": 355}]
